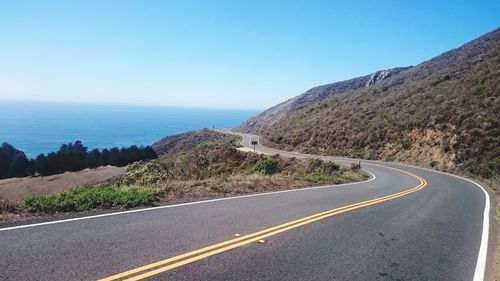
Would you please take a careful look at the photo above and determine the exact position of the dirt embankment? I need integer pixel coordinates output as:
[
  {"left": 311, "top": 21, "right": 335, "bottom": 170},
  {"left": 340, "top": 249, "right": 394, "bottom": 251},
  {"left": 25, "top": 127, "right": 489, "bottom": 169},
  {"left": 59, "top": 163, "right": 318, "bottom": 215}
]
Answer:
[{"left": 0, "top": 166, "right": 126, "bottom": 202}]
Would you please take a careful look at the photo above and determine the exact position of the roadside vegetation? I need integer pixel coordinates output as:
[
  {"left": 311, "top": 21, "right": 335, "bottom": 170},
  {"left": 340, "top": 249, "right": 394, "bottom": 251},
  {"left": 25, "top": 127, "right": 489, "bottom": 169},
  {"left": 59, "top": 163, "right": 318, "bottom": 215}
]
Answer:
[
  {"left": 0, "top": 196, "right": 16, "bottom": 215},
  {"left": 113, "top": 141, "right": 366, "bottom": 201},
  {"left": 0, "top": 130, "right": 367, "bottom": 217},
  {"left": 19, "top": 186, "right": 157, "bottom": 213}
]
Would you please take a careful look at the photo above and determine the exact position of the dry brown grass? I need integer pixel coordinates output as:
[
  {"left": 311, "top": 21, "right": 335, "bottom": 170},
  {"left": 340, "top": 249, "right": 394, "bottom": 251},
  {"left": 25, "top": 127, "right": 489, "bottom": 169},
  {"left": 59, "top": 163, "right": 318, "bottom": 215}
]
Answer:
[
  {"left": 0, "top": 166, "right": 126, "bottom": 202},
  {"left": 118, "top": 141, "right": 368, "bottom": 204},
  {"left": 0, "top": 195, "right": 16, "bottom": 221},
  {"left": 148, "top": 173, "right": 357, "bottom": 204}
]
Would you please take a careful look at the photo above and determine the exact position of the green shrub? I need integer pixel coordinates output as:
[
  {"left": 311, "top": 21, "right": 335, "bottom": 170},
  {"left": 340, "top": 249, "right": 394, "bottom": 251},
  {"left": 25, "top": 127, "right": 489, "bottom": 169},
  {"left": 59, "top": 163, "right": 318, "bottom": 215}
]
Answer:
[
  {"left": 121, "top": 161, "right": 173, "bottom": 186},
  {"left": 469, "top": 157, "right": 500, "bottom": 178},
  {"left": 308, "top": 158, "right": 323, "bottom": 170},
  {"left": 363, "top": 151, "right": 377, "bottom": 160},
  {"left": 295, "top": 175, "right": 344, "bottom": 184},
  {"left": 318, "top": 161, "right": 340, "bottom": 175},
  {"left": 307, "top": 158, "right": 340, "bottom": 175},
  {"left": 251, "top": 157, "right": 280, "bottom": 175},
  {"left": 19, "top": 186, "right": 158, "bottom": 213}
]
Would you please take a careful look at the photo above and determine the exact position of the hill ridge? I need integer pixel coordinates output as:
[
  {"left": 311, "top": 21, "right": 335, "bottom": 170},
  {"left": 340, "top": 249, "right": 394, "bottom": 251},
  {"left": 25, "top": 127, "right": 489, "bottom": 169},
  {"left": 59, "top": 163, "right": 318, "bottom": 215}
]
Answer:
[{"left": 238, "top": 28, "right": 500, "bottom": 178}]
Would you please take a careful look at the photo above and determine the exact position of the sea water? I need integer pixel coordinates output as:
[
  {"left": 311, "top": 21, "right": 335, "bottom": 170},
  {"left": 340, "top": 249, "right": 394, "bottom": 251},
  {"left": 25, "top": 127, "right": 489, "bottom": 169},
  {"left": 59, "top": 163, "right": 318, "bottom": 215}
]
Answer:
[{"left": 0, "top": 101, "right": 258, "bottom": 159}]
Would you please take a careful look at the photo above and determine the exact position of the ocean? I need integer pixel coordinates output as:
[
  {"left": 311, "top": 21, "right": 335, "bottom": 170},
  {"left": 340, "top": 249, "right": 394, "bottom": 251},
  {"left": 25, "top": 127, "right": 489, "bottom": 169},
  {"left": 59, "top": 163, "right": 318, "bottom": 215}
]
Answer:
[{"left": 0, "top": 101, "right": 258, "bottom": 159}]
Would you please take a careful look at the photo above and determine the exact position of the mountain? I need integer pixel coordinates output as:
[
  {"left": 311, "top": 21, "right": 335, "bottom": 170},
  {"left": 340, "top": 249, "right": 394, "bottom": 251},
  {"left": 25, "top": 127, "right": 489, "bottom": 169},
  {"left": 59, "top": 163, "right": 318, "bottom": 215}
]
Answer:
[
  {"left": 238, "top": 28, "right": 500, "bottom": 178},
  {"left": 238, "top": 66, "right": 411, "bottom": 132}
]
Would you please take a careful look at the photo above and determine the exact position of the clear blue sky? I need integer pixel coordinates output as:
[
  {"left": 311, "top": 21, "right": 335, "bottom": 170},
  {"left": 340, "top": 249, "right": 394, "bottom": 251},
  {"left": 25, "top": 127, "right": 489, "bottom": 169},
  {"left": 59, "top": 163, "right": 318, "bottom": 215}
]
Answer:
[{"left": 0, "top": 0, "right": 498, "bottom": 109}]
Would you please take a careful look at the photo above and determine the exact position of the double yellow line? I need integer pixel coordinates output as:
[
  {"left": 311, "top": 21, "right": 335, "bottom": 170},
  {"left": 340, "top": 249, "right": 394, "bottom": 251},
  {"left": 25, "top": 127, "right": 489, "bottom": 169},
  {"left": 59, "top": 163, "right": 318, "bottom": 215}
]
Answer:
[{"left": 99, "top": 165, "right": 427, "bottom": 281}]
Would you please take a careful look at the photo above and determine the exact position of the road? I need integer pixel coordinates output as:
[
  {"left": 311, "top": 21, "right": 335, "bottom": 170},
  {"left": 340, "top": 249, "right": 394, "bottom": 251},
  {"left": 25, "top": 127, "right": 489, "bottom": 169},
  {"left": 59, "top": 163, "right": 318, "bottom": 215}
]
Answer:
[{"left": 0, "top": 131, "right": 494, "bottom": 281}]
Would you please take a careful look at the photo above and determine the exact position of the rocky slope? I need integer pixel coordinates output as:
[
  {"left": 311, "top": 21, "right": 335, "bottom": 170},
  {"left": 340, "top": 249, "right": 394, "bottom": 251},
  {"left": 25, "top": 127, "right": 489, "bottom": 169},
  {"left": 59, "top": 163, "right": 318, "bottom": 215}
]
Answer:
[
  {"left": 238, "top": 28, "right": 500, "bottom": 178},
  {"left": 239, "top": 67, "right": 410, "bottom": 132}
]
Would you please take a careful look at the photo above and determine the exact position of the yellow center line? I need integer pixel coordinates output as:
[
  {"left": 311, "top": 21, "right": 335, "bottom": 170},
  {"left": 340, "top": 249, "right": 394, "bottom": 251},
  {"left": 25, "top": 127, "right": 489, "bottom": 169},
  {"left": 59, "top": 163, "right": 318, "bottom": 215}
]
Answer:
[
  {"left": 98, "top": 186, "right": 401, "bottom": 281},
  {"left": 99, "top": 175, "right": 385, "bottom": 280},
  {"left": 98, "top": 165, "right": 427, "bottom": 281}
]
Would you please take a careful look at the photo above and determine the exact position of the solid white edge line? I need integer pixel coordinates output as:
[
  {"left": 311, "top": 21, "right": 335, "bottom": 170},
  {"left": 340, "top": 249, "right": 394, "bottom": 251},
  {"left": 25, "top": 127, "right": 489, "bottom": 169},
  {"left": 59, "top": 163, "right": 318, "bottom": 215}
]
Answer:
[
  {"left": 406, "top": 166, "right": 490, "bottom": 281},
  {"left": 391, "top": 162, "right": 490, "bottom": 281},
  {"left": 468, "top": 178, "right": 490, "bottom": 281},
  {"left": 354, "top": 159, "right": 490, "bottom": 281},
  {"left": 226, "top": 130, "right": 492, "bottom": 280},
  {"left": 282, "top": 156, "right": 490, "bottom": 281},
  {"left": 0, "top": 171, "right": 376, "bottom": 232},
  {"left": 5, "top": 130, "right": 491, "bottom": 281},
  {"left": 240, "top": 131, "right": 490, "bottom": 281}
]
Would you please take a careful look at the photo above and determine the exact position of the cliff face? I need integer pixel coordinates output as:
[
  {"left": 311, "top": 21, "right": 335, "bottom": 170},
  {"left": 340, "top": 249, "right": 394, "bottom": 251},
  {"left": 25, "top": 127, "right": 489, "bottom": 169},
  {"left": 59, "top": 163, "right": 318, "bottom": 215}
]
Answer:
[{"left": 238, "top": 28, "right": 500, "bottom": 178}]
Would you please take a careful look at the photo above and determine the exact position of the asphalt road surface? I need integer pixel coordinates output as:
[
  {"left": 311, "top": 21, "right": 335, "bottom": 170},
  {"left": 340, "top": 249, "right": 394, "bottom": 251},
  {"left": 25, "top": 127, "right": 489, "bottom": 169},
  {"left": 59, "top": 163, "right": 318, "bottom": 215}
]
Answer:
[{"left": 0, "top": 130, "right": 495, "bottom": 281}]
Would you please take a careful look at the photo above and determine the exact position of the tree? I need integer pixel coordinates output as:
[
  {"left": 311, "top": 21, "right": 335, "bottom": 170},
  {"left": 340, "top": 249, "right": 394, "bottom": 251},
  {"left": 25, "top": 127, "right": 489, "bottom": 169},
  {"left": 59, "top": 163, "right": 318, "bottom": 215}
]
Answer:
[
  {"left": 72, "top": 140, "right": 87, "bottom": 153},
  {"left": 143, "top": 146, "right": 158, "bottom": 160},
  {"left": 86, "top": 149, "right": 101, "bottom": 168},
  {"left": 0, "top": 147, "right": 10, "bottom": 179},
  {"left": 0, "top": 143, "right": 31, "bottom": 179},
  {"left": 0, "top": 140, "right": 158, "bottom": 179},
  {"left": 35, "top": 154, "right": 50, "bottom": 176},
  {"left": 9, "top": 153, "right": 31, "bottom": 177},
  {"left": 101, "top": 148, "right": 110, "bottom": 166}
]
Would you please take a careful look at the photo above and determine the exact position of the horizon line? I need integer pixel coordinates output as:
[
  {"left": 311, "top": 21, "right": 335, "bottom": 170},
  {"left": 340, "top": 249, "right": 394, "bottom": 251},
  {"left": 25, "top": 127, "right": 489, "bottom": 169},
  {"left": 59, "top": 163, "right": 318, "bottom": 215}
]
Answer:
[{"left": 0, "top": 98, "right": 265, "bottom": 112}]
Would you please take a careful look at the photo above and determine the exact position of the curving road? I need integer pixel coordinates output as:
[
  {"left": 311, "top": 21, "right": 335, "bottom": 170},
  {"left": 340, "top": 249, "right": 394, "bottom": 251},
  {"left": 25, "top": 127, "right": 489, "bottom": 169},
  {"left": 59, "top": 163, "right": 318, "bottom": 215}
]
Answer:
[{"left": 0, "top": 130, "right": 495, "bottom": 281}]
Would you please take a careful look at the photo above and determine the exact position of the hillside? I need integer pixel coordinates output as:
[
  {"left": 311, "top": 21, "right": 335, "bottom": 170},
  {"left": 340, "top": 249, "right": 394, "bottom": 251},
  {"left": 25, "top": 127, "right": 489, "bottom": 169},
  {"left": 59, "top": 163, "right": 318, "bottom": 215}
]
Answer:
[
  {"left": 238, "top": 28, "right": 500, "bottom": 179},
  {"left": 239, "top": 67, "right": 410, "bottom": 132},
  {"left": 152, "top": 129, "right": 240, "bottom": 155}
]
